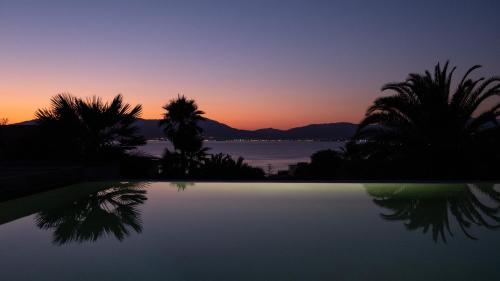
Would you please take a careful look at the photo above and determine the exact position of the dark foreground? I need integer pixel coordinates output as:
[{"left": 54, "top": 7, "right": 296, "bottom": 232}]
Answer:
[{"left": 0, "top": 182, "right": 499, "bottom": 281}]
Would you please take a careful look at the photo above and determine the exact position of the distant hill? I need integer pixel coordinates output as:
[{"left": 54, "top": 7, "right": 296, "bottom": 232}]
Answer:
[
  {"left": 136, "top": 119, "right": 357, "bottom": 140},
  {"left": 13, "top": 119, "right": 358, "bottom": 140},
  {"left": 12, "top": 120, "right": 38, "bottom": 126}
]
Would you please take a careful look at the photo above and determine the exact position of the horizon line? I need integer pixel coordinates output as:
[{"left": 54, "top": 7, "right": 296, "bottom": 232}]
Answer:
[{"left": 8, "top": 117, "right": 360, "bottom": 131}]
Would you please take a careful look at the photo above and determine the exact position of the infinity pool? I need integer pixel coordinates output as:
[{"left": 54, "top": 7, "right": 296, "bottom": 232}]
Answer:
[{"left": 1, "top": 182, "right": 499, "bottom": 281}]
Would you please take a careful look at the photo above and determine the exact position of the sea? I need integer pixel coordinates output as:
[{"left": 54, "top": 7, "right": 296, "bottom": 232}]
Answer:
[{"left": 135, "top": 140, "right": 345, "bottom": 172}]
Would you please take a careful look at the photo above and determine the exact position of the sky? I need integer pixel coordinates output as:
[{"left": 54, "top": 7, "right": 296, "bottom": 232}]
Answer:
[{"left": 1, "top": 0, "right": 499, "bottom": 129}]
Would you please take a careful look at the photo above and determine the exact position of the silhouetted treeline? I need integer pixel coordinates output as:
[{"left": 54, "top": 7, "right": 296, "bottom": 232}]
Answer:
[
  {"left": 1, "top": 94, "right": 145, "bottom": 161},
  {"left": 36, "top": 94, "right": 146, "bottom": 160},
  {"left": 285, "top": 62, "right": 500, "bottom": 180},
  {"left": 157, "top": 95, "right": 265, "bottom": 179},
  {"left": 1, "top": 61, "right": 499, "bottom": 181},
  {"left": 160, "top": 152, "right": 265, "bottom": 179},
  {"left": 0, "top": 94, "right": 265, "bottom": 180}
]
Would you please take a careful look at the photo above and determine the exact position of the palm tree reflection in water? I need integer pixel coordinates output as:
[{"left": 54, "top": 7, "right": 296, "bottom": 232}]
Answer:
[
  {"left": 35, "top": 182, "right": 148, "bottom": 245},
  {"left": 170, "top": 182, "right": 194, "bottom": 191},
  {"left": 365, "top": 183, "right": 500, "bottom": 242}
]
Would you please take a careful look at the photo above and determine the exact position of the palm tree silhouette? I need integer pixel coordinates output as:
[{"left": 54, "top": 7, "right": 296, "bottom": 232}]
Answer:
[
  {"left": 354, "top": 62, "right": 500, "bottom": 176},
  {"left": 159, "top": 95, "right": 207, "bottom": 175},
  {"left": 365, "top": 183, "right": 500, "bottom": 242},
  {"left": 36, "top": 94, "right": 145, "bottom": 160},
  {"left": 35, "top": 182, "right": 148, "bottom": 245}
]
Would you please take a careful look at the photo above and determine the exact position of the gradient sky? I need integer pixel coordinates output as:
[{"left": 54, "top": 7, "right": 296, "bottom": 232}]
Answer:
[{"left": 1, "top": 0, "right": 500, "bottom": 129}]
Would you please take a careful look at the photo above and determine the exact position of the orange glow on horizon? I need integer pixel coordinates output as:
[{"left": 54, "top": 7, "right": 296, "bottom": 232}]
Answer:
[
  {"left": 0, "top": 38, "right": 374, "bottom": 130},
  {"left": 2, "top": 0, "right": 500, "bottom": 130},
  {"left": 0, "top": 90, "right": 366, "bottom": 130}
]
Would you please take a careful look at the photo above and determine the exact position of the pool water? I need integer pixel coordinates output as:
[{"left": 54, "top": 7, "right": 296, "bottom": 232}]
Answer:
[{"left": 0, "top": 182, "right": 499, "bottom": 281}]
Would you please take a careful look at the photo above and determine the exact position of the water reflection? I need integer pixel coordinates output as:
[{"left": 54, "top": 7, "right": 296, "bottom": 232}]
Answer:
[
  {"left": 170, "top": 182, "right": 194, "bottom": 191},
  {"left": 365, "top": 183, "right": 500, "bottom": 242},
  {"left": 35, "top": 182, "right": 148, "bottom": 245}
]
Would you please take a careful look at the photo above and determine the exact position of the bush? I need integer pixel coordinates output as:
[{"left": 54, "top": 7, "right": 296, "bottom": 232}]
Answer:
[
  {"left": 291, "top": 149, "right": 343, "bottom": 179},
  {"left": 159, "top": 152, "right": 265, "bottom": 180},
  {"left": 197, "top": 153, "right": 265, "bottom": 180}
]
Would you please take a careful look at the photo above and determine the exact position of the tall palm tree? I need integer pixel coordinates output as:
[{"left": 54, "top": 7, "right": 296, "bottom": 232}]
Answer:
[
  {"left": 354, "top": 62, "right": 500, "bottom": 176},
  {"left": 36, "top": 94, "right": 145, "bottom": 160},
  {"left": 75, "top": 95, "right": 145, "bottom": 156},
  {"left": 159, "top": 95, "right": 207, "bottom": 175}
]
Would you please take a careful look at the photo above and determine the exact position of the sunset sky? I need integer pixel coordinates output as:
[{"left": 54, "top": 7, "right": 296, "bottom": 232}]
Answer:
[{"left": 1, "top": 0, "right": 499, "bottom": 129}]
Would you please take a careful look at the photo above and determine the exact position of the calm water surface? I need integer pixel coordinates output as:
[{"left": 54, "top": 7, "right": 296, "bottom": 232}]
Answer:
[
  {"left": 136, "top": 140, "right": 344, "bottom": 171},
  {"left": 0, "top": 182, "right": 499, "bottom": 281}
]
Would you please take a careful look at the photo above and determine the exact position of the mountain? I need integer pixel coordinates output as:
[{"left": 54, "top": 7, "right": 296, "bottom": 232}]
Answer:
[
  {"left": 13, "top": 119, "right": 358, "bottom": 140},
  {"left": 136, "top": 119, "right": 357, "bottom": 140},
  {"left": 12, "top": 120, "right": 38, "bottom": 126}
]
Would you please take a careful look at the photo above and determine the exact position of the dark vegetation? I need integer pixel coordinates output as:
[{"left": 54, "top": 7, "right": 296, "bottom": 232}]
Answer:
[
  {"left": 158, "top": 95, "right": 265, "bottom": 179},
  {"left": 159, "top": 95, "right": 208, "bottom": 176},
  {"left": 285, "top": 62, "right": 500, "bottom": 180},
  {"left": 1, "top": 61, "right": 499, "bottom": 182},
  {"left": 36, "top": 94, "right": 146, "bottom": 160},
  {"left": 1, "top": 95, "right": 265, "bottom": 181},
  {"left": 1, "top": 94, "right": 145, "bottom": 161}
]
